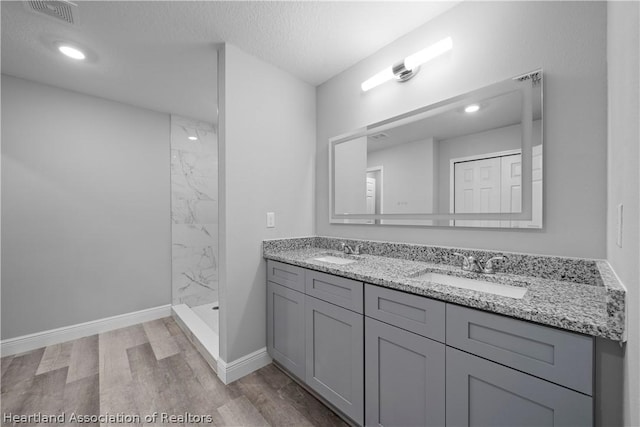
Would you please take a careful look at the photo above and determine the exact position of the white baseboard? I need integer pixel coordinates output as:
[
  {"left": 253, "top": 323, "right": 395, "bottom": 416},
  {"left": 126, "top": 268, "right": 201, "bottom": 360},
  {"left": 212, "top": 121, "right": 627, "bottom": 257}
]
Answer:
[
  {"left": 217, "top": 347, "right": 272, "bottom": 384},
  {"left": 0, "top": 304, "right": 172, "bottom": 356}
]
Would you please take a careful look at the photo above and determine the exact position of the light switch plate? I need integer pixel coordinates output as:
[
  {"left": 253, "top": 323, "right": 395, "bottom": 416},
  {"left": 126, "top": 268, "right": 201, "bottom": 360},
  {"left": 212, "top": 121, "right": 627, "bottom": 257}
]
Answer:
[{"left": 266, "top": 212, "right": 275, "bottom": 228}]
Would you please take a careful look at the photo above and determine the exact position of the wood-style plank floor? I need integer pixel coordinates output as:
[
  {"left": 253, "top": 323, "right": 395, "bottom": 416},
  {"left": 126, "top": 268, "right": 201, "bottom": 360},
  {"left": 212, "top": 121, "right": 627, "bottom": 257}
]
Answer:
[{"left": 1, "top": 317, "right": 347, "bottom": 427}]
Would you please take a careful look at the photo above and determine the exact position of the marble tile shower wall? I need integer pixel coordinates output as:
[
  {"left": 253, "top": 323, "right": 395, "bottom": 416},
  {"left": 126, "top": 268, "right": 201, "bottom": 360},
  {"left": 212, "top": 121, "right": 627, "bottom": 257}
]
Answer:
[{"left": 170, "top": 116, "right": 218, "bottom": 307}]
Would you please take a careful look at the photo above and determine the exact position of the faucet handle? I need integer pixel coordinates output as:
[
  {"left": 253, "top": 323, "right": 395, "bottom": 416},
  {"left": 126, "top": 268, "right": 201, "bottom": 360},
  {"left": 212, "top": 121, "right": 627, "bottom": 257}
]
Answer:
[
  {"left": 341, "top": 242, "right": 354, "bottom": 254},
  {"left": 483, "top": 256, "right": 508, "bottom": 274},
  {"left": 453, "top": 252, "right": 470, "bottom": 270}
]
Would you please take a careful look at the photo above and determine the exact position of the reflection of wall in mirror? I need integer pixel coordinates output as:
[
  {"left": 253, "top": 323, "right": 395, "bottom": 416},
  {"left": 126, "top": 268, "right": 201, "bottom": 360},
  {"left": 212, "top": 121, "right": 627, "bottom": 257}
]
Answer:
[
  {"left": 367, "top": 137, "right": 438, "bottom": 217},
  {"left": 438, "top": 120, "right": 542, "bottom": 213},
  {"left": 334, "top": 136, "right": 367, "bottom": 222}
]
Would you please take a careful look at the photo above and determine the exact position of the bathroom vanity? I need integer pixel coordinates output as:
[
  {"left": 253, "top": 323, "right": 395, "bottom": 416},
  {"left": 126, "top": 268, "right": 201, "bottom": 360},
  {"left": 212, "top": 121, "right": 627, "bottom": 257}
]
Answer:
[{"left": 263, "top": 237, "right": 625, "bottom": 427}]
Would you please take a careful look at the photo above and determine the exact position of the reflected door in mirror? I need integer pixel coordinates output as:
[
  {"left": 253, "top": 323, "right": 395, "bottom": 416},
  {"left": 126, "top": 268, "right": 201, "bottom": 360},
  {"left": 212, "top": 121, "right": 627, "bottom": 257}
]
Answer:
[{"left": 452, "top": 145, "right": 541, "bottom": 228}]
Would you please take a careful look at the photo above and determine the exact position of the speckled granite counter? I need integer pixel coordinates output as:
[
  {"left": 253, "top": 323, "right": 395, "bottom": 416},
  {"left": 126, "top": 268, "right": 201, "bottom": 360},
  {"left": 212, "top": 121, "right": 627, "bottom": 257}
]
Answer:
[{"left": 263, "top": 237, "right": 626, "bottom": 341}]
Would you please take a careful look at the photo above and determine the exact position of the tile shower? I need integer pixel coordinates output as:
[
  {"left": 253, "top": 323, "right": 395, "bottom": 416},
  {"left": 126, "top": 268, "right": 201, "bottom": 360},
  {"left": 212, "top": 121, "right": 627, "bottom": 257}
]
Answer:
[{"left": 170, "top": 115, "right": 219, "bottom": 362}]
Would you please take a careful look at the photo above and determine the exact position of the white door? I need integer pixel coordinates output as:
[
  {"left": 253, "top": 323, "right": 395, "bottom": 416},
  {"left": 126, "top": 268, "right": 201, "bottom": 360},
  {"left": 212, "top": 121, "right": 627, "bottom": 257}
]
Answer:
[
  {"left": 365, "top": 177, "right": 376, "bottom": 224},
  {"left": 500, "top": 154, "right": 522, "bottom": 227},
  {"left": 530, "top": 145, "right": 543, "bottom": 228},
  {"left": 454, "top": 157, "right": 502, "bottom": 227},
  {"left": 453, "top": 146, "right": 541, "bottom": 228},
  {"left": 502, "top": 146, "right": 542, "bottom": 228}
]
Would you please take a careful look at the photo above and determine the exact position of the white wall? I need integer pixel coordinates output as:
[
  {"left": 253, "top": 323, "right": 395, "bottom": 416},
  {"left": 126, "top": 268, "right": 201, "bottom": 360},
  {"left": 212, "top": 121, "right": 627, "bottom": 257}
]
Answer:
[
  {"left": 218, "top": 44, "right": 316, "bottom": 363},
  {"left": 607, "top": 2, "right": 640, "bottom": 425},
  {"left": 1, "top": 75, "right": 171, "bottom": 339},
  {"left": 316, "top": 1, "right": 607, "bottom": 258}
]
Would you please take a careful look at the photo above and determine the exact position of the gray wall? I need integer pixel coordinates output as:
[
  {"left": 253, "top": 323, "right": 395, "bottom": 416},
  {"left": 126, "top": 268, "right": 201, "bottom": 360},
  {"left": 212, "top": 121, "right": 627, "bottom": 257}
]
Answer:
[
  {"left": 218, "top": 44, "right": 316, "bottom": 363},
  {"left": 606, "top": 2, "right": 640, "bottom": 425},
  {"left": 316, "top": 1, "right": 607, "bottom": 258},
  {"left": 1, "top": 75, "right": 171, "bottom": 339},
  {"left": 335, "top": 136, "right": 367, "bottom": 215},
  {"left": 368, "top": 138, "right": 436, "bottom": 214}
]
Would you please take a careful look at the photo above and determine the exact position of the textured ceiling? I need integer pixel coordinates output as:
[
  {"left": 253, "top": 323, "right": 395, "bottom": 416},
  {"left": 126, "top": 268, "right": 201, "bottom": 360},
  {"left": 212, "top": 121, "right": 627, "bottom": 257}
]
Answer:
[{"left": 1, "top": 1, "right": 460, "bottom": 122}]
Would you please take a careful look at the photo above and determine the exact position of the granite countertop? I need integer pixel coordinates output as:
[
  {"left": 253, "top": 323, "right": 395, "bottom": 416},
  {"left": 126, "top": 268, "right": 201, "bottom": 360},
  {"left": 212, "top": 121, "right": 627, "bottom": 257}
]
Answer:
[{"left": 263, "top": 238, "right": 626, "bottom": 342}]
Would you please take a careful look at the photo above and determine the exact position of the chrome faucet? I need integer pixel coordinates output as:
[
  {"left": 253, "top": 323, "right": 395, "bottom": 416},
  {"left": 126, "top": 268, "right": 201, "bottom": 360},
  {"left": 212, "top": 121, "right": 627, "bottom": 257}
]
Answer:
[
  {"left": 341, "top": 242, "right": 362, "bottom": 255},
  {"left": 454, "top": 253, "right": 507, "bottom": 274}
]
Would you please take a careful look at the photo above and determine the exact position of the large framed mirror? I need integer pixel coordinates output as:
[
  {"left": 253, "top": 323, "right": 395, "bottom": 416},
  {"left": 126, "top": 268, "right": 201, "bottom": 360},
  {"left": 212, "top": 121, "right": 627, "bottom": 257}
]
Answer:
[{"left": 329, "top": 70, "right": 542, "bottom": 228}]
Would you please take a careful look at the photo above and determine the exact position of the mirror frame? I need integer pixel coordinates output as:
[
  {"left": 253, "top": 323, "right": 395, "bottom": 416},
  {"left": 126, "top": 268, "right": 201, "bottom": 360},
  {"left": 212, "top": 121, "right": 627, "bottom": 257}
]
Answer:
[{"left": 329, "top": 70, "right": 542, "bottom": 225}]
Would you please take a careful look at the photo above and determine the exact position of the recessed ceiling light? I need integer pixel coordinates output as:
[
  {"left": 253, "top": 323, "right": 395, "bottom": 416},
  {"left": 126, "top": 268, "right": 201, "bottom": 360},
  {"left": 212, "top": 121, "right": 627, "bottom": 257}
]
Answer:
[
  {"left": 464, "top": 104, "right": 480, "bottom": 113},
  {"left": 188, "top": 136, "right": 198, "bottom": 141},
  {"left": 58, "top": 45, "right": 86, "bottom": 60}
]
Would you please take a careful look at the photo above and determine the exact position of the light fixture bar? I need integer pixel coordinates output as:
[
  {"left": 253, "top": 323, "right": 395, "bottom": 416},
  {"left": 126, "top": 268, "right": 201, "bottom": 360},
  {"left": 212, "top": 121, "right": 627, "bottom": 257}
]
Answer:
[
  {"left": 404, "top": 37, "right": 452, "bottom": 70},
  {"left": 361, "top": 37, "right": 453, "bottom": 92},
  {"left": 361, "top": 67, "right": 395, "bottom": 92}
]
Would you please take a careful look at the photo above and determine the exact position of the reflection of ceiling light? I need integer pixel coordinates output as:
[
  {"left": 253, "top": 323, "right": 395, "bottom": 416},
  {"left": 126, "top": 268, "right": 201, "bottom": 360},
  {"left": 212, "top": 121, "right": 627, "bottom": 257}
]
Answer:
[
  {"left": 185, "top": 127, "right": 198, "bottom": 140},
  {"left": 464, "top": 104, "right": 480, "bottom": 113},
  {"left": 361, "top": 37, "right": 453, "bottom": 92},
  {"left": 58, "top": 45, "right": 86, "bottom": 60}
]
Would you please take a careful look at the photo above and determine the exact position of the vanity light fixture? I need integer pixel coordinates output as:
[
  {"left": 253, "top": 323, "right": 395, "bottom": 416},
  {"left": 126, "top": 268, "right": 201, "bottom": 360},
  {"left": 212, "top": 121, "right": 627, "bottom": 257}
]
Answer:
[
  {"left": 187, "top": 136, "right": 198, "bottom": 141},
  {"left": 464, "top": 104, "right": 480, "bottom": 113},
  {"left": 361, "top": 37, "right": 453, "bottom": 92},
  {"left": 58, "top": 45, "right": 86, "bottom": 60}
]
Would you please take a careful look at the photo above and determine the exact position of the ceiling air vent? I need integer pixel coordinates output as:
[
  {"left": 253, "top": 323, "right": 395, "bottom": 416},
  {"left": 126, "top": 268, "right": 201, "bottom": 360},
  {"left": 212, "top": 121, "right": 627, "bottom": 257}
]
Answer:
[
  {"left": 27, "top": 1, "right": 78, "bottom": 25},
  {"left": 369, "top": 132, "right": 389, "bottom": 141}
]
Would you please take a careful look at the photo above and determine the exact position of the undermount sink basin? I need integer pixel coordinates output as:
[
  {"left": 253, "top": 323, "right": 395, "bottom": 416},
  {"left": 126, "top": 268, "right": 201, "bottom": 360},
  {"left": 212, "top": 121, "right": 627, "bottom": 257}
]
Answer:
[
  {"left": 311, "top": 255, "right": 358, "bottom": 265},
  {"left": 413, "top": 271, "right": 528, "bottom": 299}
]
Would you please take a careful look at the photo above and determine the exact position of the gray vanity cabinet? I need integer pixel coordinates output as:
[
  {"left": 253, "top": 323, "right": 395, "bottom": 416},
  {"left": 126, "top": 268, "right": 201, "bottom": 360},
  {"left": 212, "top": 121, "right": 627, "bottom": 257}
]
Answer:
[
  {"left": 305, "top": 295, "right": 364, "bottom": 425},
  {"left": 266, "top": 261, "right": 595, "bottom": 427},
  {"left": 266, "top": 281, "right": 306, "bottom": 379},
  {"left": 446, "top": 347, "right": 593, "bottom": 427},
  {"left": 365, "top": 317, "right": 445, "bottom": 427},
  {"left": 266, "top": 260, "right": 364, "bottom": 425}
]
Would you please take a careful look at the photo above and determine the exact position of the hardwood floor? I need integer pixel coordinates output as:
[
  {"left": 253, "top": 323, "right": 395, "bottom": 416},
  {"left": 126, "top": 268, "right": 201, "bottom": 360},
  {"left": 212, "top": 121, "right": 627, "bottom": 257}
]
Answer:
[{"left": 1, "top": 317, "right": 347, "bottom": 427}]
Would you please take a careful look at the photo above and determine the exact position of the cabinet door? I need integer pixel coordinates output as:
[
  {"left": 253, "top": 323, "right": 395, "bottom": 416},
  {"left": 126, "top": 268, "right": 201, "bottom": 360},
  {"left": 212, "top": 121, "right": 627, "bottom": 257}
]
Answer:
[
  {"left": 267, "top": 282, "right": 305, "bottom": 379},
  {"left": 446, "top": 347, "right": 593, "bottom": 427},
  {"left": 365, "top": 317, "right": 445, "bottom": 427},
  {"left": 305, "top": 296, "right": 364, "bottom": 425}
]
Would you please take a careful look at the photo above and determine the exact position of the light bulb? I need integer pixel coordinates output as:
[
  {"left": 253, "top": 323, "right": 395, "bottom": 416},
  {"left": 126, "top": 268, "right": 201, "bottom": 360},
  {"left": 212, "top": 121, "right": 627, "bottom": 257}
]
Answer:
[
  {"left": 361, "top": 67, "right": 394, "bottom": 92},
  {"left": 404, "top": 37, "right": 453, "bottom": 71}
]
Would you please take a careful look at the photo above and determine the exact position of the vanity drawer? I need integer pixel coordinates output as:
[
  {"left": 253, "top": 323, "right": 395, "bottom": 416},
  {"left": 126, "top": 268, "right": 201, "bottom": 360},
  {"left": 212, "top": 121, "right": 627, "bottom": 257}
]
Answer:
[
  {"left": 446, "top": 304, "right": 594, "bottom": 395},
  {"left": 267, "top": 260, "right": 305, "bottom": 292},
  {"left": 305, "top": 270, "right": 363, "bottom": 313},
  {"left": 364, "top": 284, "right": 445, "bottom": 343}
]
